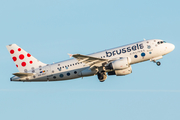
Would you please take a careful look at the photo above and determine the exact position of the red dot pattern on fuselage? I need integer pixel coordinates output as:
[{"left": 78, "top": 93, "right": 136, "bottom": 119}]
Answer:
[
  {"left": 18, "top": 48, "right": 21, "bottom": 51},
  {"left": 16, "top": 65, "right": 18, "bottom": 67},
  {"left": 30, "top": 61, "right": 33, "bottom": 64}
]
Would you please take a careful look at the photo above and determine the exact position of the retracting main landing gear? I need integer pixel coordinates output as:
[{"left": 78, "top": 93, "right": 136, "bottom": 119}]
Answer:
[{"left": 97, "top": 71, "right": 107, "bottom": 82}]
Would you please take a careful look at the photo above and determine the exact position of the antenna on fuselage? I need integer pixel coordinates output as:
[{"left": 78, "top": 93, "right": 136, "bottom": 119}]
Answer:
[{"left": 143, "top": 38, "right": 146, "bottom": 41}]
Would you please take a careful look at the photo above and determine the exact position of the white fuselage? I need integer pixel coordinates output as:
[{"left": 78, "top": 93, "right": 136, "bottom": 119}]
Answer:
[{"left": 11, "top": 39, "right": 175, "bottom": 82}]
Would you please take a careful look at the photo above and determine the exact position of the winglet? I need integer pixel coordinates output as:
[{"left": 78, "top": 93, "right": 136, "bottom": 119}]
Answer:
[{"left": 68, "top": 53, "right": 73, "bottom": 58}]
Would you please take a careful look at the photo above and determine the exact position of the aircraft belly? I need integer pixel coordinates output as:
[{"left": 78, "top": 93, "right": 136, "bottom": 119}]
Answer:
[{"left": 41, "top": 67, "right": 87, "bottom": 81}]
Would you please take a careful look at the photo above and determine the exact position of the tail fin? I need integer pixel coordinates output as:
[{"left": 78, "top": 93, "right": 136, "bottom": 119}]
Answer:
[{"left": 6, "top": 44, "right": 46, "bottom": 72}]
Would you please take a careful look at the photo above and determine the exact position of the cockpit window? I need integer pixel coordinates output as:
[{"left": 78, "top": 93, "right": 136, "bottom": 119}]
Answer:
[{"left": 157, "top": 41, "right": 166, "bottom": 44}]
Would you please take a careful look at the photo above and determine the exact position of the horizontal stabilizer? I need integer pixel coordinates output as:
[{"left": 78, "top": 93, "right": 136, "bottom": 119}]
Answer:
[{"left": 13, "top": 72, "right": 34, "bottom": 77}]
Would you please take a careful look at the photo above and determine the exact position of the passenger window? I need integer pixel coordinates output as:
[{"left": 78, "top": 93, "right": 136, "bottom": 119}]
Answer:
[
  {"left": 59, "top": 74, "right": 64, "bottom": 78},
  {"left": 67, "top": 72, "right": 70, "bottom": 76},
  {"left": 161, "top": 41, "right": 163, "bottom": 44}
]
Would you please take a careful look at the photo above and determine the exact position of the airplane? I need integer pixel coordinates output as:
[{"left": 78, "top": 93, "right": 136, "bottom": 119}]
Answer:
[{"left": 6, "top": 39, "right": 175, "bottom": 82}]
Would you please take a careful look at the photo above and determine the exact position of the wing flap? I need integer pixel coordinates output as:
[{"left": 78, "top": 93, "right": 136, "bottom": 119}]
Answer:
[{"left": 72, "top": 54, "right": 110, "bottom": 68}]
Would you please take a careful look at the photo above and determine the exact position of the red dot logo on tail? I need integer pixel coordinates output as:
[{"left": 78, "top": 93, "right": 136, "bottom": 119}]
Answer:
[
  {"left": 27, "top": 53, "right": 31, "bottom": 57},
  {"left": 12, "top": 57, "right": 17, "bottom": 62},
  {"left": 19, "top": 54, "right": 25, "bottom": 60},
  {"left": 21, "top": 62, "right": 26, "bottom": 67},
  {"left": 18, "top": 48, "right": 21, "bottom": 51},
  {"left": 30, "top": 61, "right": 33, "bottom": 64},
  {"left": 10, "top": 50, "right": 14, "bottom": 54}
]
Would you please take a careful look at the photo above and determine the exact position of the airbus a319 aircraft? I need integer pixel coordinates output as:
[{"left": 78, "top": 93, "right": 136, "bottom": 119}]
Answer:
[{"left": 7, "top": 39, "right": 175, "bottom": 82}]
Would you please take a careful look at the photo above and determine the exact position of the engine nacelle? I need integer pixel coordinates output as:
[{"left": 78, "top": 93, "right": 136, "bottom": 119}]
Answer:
[
  {"left": 108, "top": 66, "right": 132, "bottom": 76},
  {"left": 105, "top": 57, "right": 131, "bottom": 70}
]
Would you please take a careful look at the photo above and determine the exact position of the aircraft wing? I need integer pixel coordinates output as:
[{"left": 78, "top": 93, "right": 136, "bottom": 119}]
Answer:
[{"left": 71, "top": 54, "right": 111, "bottom": 68}]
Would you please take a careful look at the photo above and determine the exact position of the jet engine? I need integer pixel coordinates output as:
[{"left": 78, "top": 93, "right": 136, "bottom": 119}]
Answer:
[
  {"left": 105, "top": 57, "right": 131, "bottom": 70},
  {"left": 108, "top": 66, "right": 132, "bottom": 76},
  {"left": 106, "top": 57, "right": 132, "bottom": 76}
]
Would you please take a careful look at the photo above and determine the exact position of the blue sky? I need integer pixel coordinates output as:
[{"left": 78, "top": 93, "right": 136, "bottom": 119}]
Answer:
[{"left": 0, "top": 0, "right": 180, "bottom": 120}]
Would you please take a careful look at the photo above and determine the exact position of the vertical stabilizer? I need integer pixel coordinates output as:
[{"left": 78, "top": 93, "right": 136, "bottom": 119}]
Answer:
[{"left": 6, "top": 44, "right": 46, "bottom": 73}]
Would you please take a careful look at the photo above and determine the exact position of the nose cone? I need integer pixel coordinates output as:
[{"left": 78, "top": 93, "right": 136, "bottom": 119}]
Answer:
[{"left": 169, "top": 43, "right": 175, "bottom": 52}]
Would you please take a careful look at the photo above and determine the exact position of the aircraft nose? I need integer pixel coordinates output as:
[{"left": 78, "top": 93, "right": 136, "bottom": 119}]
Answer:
[
  {"left": 166, "top": 43, "right": 175, "bottom": 53},
  {"left": 169, "top": 43, "right": 175, "bottom": 52}
]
